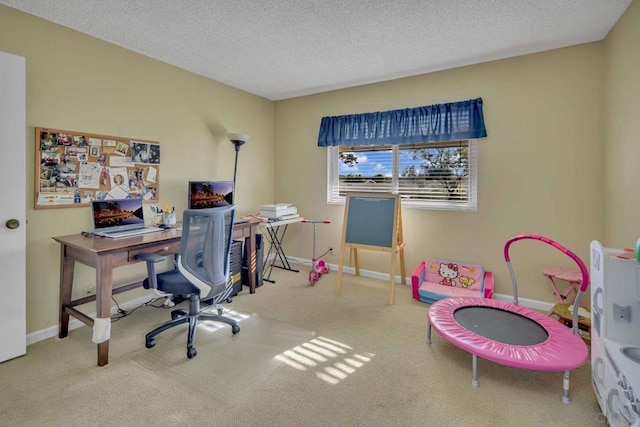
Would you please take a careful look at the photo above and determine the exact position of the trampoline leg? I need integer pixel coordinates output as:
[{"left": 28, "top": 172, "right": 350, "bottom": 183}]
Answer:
[
  {"left": 427, "top": 323, "right": 432, "bottom": 344},
  {"left": 562, "top": 370, "right": 570, "bottom": 404},
  {"left": 472, "top": 354, "right": 479, "bottom": 387}
]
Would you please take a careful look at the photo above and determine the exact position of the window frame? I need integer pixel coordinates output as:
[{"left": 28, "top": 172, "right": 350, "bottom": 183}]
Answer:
[{"left": 327, "top": 140, "right": 477, "bottom": 211}]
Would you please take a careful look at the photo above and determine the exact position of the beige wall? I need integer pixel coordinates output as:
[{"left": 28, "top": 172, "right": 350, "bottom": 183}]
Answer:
[
  {"left": 275, "top": 43, "right": 605, "bottom": 303},
  {"left": 0, "top": 5, "right": 275, "bottom": 334},
  {"left": 2, "top": 1, "right": 638, "bottom": 334},
  {"left": 604, "top": 0, "right": 640, "bottom": 247}
]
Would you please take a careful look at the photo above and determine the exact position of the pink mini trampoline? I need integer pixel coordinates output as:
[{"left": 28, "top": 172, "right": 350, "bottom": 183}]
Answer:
[{"left": 427, "top": 234, "right": 589, "bottom": 404}]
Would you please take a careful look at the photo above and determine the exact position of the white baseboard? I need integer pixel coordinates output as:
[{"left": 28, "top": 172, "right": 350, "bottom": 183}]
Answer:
[
  {"left": 287, "top": 256, "right": 396, "bottom": 283},
  {"left": 27, "top": 294, "right": 157, "bottom": 346},
  {"left": 492, "top": 294, "right": 554, "bottom": 312},
  {"left": 287, "top": 256, "right": 554, "bottom": 312},
  {"left": 29, "top": 260, "right": 553, "bottom": 345}
]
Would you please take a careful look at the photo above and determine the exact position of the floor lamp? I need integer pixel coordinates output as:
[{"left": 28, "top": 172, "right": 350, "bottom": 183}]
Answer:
[{"left": 227, "top": 133, "right": 249, "bottom": 191}]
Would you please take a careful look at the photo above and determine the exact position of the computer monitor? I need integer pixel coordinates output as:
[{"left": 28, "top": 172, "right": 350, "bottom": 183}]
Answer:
[{"left": 188, "top": 181, "right": 234, "bottom": 209}]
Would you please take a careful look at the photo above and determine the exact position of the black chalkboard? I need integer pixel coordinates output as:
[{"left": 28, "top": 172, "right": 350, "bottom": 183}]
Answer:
[{"left": 344, "top": 193, "right": 398, "bottom": 248}]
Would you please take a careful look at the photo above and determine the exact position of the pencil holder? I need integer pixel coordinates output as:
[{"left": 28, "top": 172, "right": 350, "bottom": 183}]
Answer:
[
  {"left": 164, "top": 212, "right": 176, "bottom": 226},
  {"left": 169, "top": 213, "right": 176, "bottom": 225}
]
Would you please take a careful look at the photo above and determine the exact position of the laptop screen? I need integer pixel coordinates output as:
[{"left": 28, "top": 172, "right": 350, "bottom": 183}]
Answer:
[
  {"left": 92, "top": 198, "right": 145, "bottom": 232},
  {"left": 188, "top": 181, "right": 233, "bottom": 209}
]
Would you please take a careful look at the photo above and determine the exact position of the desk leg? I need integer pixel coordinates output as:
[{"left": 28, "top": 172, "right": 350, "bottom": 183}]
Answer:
[
  {"left": 59, "top": 245, "right": 74, "bottom": 339},
  {"left": 96, "top": 255, "right": 114, "bottom": 367}
]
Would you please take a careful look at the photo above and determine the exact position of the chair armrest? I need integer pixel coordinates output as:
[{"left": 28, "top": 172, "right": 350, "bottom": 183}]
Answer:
[
  {"left": 482, "top": 271, "right": 494, "bottom": 299},
  {"left": 411, "top": 262, "right": 426, "bottom": 301},
  {"left": 135, "top": 253, "right": 165, "bottom": 263},
  {"left": 135, "top": 252, "right": 167, "bottom": 290}
]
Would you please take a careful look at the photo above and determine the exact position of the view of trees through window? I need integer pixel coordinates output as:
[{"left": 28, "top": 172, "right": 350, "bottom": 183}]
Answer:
[{"left": 333, "top": 141, "right": 475, "bottom": 208}]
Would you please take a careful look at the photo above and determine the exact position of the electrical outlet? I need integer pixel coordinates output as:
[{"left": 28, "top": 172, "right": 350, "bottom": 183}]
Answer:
[{"left": 329, "top": 247, "right": 333, "bottom": 252}]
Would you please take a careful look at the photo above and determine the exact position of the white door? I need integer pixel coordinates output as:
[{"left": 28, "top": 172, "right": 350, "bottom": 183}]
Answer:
[{"left": 0, "top": 51, "right": 26, "bottom": 363}]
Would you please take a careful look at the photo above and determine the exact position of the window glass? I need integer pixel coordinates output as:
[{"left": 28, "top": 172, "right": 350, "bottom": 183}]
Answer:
[{"left": 327, "top": 140, "right": 477, "bottom": 211}]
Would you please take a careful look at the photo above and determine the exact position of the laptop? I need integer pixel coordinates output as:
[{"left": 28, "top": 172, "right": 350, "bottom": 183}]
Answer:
[{"left": 91, "top": 198, "right": 163, "bottom": 238}]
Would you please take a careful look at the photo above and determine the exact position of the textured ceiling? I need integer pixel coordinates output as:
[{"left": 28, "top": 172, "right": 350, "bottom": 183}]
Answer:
[{"left": 0, "top": 0, "right": 632, "bottom": 100}]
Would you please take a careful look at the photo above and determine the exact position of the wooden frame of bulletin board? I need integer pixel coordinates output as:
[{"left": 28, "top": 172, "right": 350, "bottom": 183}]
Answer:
[{"left": 35, "top": 127, "right": 160, "bottom": 209}]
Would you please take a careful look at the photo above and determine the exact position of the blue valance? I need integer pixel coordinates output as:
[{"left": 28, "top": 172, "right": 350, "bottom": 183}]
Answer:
[{"left": 317, "top": 98, "right": 487, "bottom": 147}]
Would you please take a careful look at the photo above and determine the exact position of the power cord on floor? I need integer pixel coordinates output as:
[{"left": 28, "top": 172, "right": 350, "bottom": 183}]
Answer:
[
  {"left": 316, "top": 248, "right": 331, "bottom": 260},
  {"left": 110, "top": 295, "right": 176, "bottom": 322},
  {"left": 300, "top": 248, "right": 332, "bottom": 267}
]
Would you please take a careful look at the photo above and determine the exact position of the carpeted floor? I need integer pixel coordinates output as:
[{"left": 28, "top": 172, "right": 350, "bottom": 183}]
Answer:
[
  {"left": 131, "top": 312, "right": 316, "bottom": 405},
  {"left": 0, "top": 265, "right": 606, "bottom": 427}
]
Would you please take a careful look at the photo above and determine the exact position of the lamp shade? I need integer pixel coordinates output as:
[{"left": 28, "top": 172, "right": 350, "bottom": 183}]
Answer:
[{"left": 227, "top": 133, "right": 249, "bottom": 145}]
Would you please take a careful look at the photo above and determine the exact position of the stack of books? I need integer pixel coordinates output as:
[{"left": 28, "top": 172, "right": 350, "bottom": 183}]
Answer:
[{"left": 259, "top": 203, "right": 299, "bottom": 221}]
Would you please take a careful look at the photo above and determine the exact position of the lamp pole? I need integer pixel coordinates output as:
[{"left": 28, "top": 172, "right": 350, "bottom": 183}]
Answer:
[
  {"left": 227, "top": 133, "right": 249, "bottom": 190},
  {"left": 232, "top": 141, "right": 244, "bottom": 188}
]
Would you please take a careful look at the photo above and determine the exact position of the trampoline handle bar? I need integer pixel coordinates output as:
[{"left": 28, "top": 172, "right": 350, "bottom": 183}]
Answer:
[
  {"left": 504, "top": 234, "right": 590, "bottom": 337},
  {"left": 503, "top": 234, "right": 589, "bottom": 293}
]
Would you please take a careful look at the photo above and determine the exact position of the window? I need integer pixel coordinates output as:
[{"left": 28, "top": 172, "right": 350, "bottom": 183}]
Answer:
[{"left": 327, "top": 140, "right": 477, "bottom": 211}]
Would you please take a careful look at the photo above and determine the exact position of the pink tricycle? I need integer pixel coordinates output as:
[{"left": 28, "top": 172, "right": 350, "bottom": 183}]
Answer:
[{"left": 302, "top": 219, "right": 331, "bottom": 285}]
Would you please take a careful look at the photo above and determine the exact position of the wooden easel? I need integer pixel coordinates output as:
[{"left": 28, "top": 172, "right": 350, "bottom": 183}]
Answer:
[{"left": 336, "top": 192, "right": 406, "bottom": 304}]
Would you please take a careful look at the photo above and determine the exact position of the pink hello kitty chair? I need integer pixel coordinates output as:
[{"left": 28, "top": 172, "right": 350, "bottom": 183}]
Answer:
[{"left": 411, "top": 259, "right": 494, "bottom": 304}]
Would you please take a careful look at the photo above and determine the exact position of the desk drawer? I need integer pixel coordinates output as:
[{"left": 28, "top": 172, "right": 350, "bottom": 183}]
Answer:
[{"left": 128, "top": 242, "right": 180, "bottom": 262}]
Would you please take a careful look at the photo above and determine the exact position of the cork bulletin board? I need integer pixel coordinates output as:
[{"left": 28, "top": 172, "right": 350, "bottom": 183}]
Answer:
[{"left": 35, "top": 127, "right": 160, "bottom": 209}]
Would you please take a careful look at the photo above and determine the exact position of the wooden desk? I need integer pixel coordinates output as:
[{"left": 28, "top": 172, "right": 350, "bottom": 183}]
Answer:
[{"left": 53, "top": 220, "right": 259, "bottom": 367}]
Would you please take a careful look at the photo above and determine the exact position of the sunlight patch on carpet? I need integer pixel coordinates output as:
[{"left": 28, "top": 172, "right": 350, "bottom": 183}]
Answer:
[
  {"left": 130, "top": 310, "right": 315, "bottom": 405},
  {"left": 274, "top": 336, "right": 375, "bottom": 385},
  {"left": 197, "top": 308, "right": 251, "bottom": 332}
]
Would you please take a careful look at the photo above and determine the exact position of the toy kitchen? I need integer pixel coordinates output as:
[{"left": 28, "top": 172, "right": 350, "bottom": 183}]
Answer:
[{"left": 591, "top": 240, "right": 640, "bottom": 427}]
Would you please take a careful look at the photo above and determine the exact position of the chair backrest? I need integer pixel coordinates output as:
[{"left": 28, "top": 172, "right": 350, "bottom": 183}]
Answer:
[{"left": 177, "top": 205, "right": 236, "bottom": 300}]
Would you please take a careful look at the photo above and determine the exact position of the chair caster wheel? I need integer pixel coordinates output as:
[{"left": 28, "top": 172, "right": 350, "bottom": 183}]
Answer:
[
  {"left": 146, "top": 338, "right": 156, "bottom": 349},
  {"left": 171, "top": 309, "right": 185, "bottom": 321},
  {"left": 187, "top": 347, "right": 197, "bottom": 359},
  {"left": 232, "top": 324, "right": 240, "bottom": 334}
]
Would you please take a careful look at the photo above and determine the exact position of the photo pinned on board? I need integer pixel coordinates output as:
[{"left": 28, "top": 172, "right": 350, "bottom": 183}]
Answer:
[
  {"left": 114, "top": 141, "right": 129, "bottom": 156},
  {"left": 74, "top": 135, "right": 87, "bottom": 147},
  {"left": 40, "top": 131, "right": 57, "bottom": 151},
  {"left": 56, "top": 133, "right": 73, "bottom": 146},
  {"left": 131, "top": 141, "right": 150, "bottom": 164}
]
